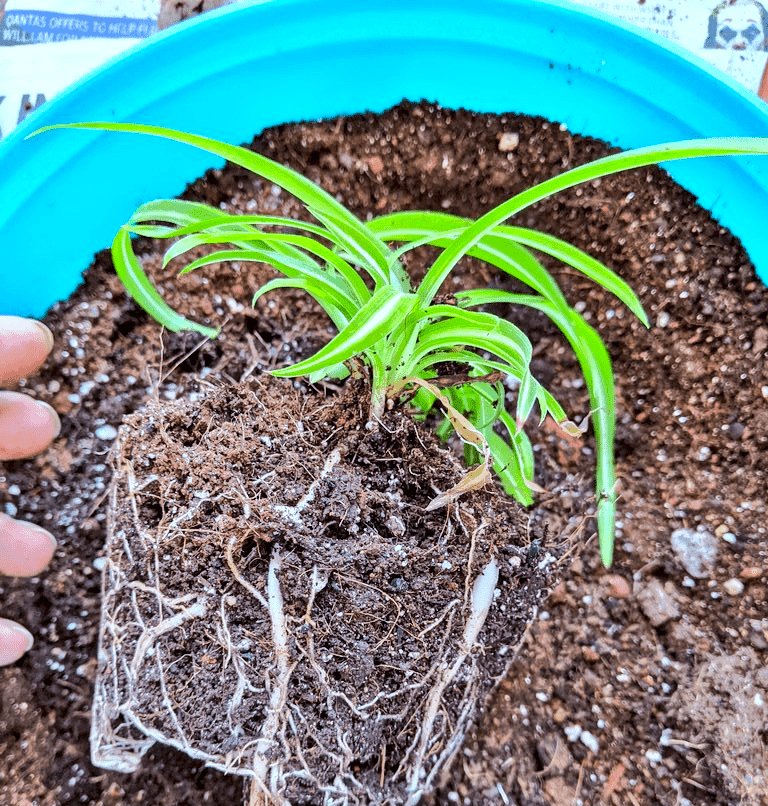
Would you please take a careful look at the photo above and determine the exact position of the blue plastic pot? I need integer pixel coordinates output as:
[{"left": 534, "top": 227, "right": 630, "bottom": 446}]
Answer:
[{"left": 2, "top": 0, "right": 768, "bottom": 317}]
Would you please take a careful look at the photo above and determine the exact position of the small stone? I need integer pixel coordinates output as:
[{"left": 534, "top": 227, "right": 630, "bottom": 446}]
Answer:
[
  {"left": 564, "top": 724, "right": 582, "bottom": 742},
  {"left": 498, "top": 132, "right": 520, "bottom": 152},
  {"left": 580, "top": 731, "right": 599, "bottom": 753},
  {"left": 95, "top": 424, "right": 118, "bottom": 441},
  {"left": 753, "top": 325, "right": 768, "bottom": 354},
  {"left": 92, "top": 557, "right": 107, "bottom": 572},
  {"left": 604, "top": 574, "right": 630, "bottom": 598},
  {"left": 367, "top": 155, "right": 384, "bottom": 174},
  {"left": 637, "top": 579, "right": 680, "bottom": 627},
  {"left": 740, "top": 567, "right": 763, "bottom": 580},
  {"left": 722, "top": 578, "right": 745, "bottom": 596},
  {"left": 670, "top": 527, "right": 718, "bottom": 579}
]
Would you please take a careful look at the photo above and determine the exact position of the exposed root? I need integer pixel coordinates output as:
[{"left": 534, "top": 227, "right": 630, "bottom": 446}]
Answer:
[{"left": 91, "top": 380, "right": 559, "bottom": 804}]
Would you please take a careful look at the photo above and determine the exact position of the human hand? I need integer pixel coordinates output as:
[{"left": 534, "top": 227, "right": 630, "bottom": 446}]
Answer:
[{"left": 1, "top": 316, "right": 60, "bottom": 665}]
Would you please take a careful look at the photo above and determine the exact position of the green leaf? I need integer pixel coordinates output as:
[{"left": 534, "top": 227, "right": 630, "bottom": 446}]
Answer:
[
  {"left": 501, "top": 227, "right": 649, "bottom": 326},
  {"left": 128, "top": 198, "right": 234, "bottom": 230},
  {"left": 169, "top": 230, "right": 371, "bottom": 305},
  {"left": 251, "top": 277, "right": 352, "bottom": 331},
  {"left": 129, "top": 206, "right": 331, "bottom": 240},
  {"left": 111, "top": 228, "right": 218, "bottom": 338},
  {"left": 271, "top": 286, "right": 420, "bottom": 378},
  {"left": 40, "top": 121, "right": 397, "bottom": 285},
  {"left": 370, "top": 211, "right": 572, "bottom": 309},
  {"left": 408, "top": 314, "right": 532, "bottom": 380},
  {"left": 414, "top": 137, "right": 768, "bottom": 303}
]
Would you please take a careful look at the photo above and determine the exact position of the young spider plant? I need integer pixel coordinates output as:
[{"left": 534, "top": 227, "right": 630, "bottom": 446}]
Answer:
[{"left": 37, "top": 122, "right": 768, "bottom": 566}]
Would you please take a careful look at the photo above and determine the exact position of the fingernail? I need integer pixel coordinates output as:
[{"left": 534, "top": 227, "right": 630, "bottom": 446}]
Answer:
[
  {"left": 36, "top": 400, "right": 62, "bottom": 440},
  {"left": 26, "top": 522, "right": 59, "bottom": 554},
  {"left": 0, "top": 619, "right": 34, "bottom": 665},
  {"left": 0, "top": 513, "right": 58, "bottom": 551},
  {"left": 32, "top": 321, "right": 54, "bottom": 354}
]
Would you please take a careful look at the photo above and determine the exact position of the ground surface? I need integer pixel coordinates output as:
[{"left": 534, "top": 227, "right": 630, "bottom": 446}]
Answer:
[{"left": 1, "top": 101, "right": 767, "bottom": 806}]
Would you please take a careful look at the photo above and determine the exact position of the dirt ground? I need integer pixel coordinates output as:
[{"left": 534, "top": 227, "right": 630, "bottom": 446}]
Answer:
[{"left": 1, "top": 97, "right": 767, "bottom": 806}]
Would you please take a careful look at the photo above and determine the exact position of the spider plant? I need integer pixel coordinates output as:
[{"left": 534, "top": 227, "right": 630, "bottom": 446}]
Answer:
[{"left": 36, "top": 123, "right": 768, "bottom": 566}]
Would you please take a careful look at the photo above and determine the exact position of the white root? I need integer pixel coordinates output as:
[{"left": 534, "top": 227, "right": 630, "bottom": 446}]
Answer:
[
  {"left": 272, "top": 448, "right": 342, "bottom": 525},
  {"left": 462, "top": 557, "right": 500, "bottom": 649},
  {"left": 401, "top": 556, "right": 500, "bottom": 803},
  {"left": 248, "top": 548, "right": 296, "bottom": 796}
]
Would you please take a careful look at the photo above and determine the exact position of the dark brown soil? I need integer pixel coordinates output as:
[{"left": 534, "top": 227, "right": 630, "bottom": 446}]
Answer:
[{"left": 1, "top": 100, "right": 767, "bottom": 806}]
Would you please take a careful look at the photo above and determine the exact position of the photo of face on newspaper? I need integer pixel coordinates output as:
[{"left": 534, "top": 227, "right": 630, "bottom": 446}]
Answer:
[{"left": 704, "top": 0, "right": 768, "bottom": 50}]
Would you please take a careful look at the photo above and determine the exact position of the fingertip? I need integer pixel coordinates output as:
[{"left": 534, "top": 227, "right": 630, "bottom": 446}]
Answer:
[
  {"left": 31, "top": 321, "right": 54, "bottom": 355},
  {"left": 0, "top": 316, "right": 54, "bottom": 385},
  {"left": 0, "top": 514, "right": 57, "bottom": 577},
  {"left": 38, "top": 399, "right": 62, "bottom": 441},
  {"left": 0, "top": 619, "right": 34, "bottom": 666},
  {"left": 0, "top": 393, "right": 61, "bottom": 460}
]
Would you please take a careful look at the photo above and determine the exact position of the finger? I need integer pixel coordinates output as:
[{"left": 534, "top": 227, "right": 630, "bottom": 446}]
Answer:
[
  {"left": 0, "top": 316, "right": 54, "bottom": 386},
  {"left": 0, "top": 619, "right": 34, "bottom": 666},
  {"left": 0, "top": 514, "right": 57, "bottom": 577},
  {"left": 0, "top": 392, "right": 61, "bottom": 461}
]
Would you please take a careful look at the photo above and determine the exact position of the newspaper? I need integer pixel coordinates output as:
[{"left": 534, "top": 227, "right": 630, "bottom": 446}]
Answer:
[
  {"left": 572, "top": 0, "right": 768, "bottom": 95},
  {"left": 1, "top": 0, "right": 767, "bottom": 140},
  {"left": 0, "top": 0, "right": 160, "bottom": 139}
]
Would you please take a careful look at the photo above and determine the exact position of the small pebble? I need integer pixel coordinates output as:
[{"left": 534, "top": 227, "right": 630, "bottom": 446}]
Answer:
[
  {"left": 564, "top": 725, "right": 582, "bottom": 742},
  {"left": 580, "top": 731, "right": 599, "bottom": 753},
  {"left": 637, "top": 579, "right": 680, "bottom": 626},
  {"left": 740, "top": 567, "right": 763, "bottom": 580},
  {"left": 722, "top": 578, "right": 745, "bottom": 596},
  {"left": 498, "top": 132, "right": 520, "bottom": 151},
  {"left": 367, "top": 155, "right": 384, "bottom": 174},
  {"left": 95, "top": 425, "right": 118, "bottom": 441},
  {"left": 604, "top": 574, "right": 630, "bottom": 598},
  {"left": 92, "top": 557, "right": 107, "bottom": 572},
  {"left": 670, "top": 527, "right": 718, "bottom": 579}
]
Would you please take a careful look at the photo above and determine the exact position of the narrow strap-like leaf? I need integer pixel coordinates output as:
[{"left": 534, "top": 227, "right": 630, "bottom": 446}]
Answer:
[
  {"left": 501, "top": 226, "right": 648, "bottom": 326},
  {"left": 252, "top": 277, "right": 351, "bottom": 331},
  {"left": 111, "top": 228, "right": 218, "bottom": 338},
  {"left": 271, "top": 287, "right": 420, "bottom": 378},
  {"left": 416, "top": 137, "right": 768, "bottom": 302},
  {"left": 38, "top": 122, "right": 395, "bottom": 278}
]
